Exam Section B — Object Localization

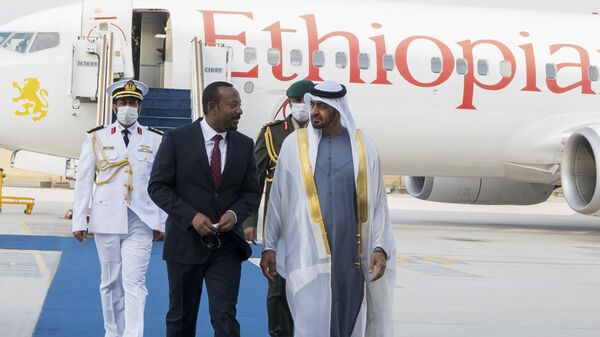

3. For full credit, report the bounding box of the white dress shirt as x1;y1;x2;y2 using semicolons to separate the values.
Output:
200;118;237;223
200;118;227;173
117;121;140;146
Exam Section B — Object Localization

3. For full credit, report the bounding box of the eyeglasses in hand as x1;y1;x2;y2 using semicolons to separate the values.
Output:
201;233;221;250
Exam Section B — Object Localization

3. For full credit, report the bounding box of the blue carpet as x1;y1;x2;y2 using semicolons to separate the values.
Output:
0;235;268;337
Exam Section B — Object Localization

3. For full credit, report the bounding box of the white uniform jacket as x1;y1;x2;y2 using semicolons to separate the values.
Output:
72;121;166;234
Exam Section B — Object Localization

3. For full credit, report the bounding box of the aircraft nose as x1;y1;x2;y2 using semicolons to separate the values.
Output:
0;49;17;105
0;48;24;151
0;48;25;93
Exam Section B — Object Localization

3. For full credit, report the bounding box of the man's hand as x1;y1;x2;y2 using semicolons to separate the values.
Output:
260;250;277;281
244;227;257;244
73;230;87;242
191;212;216;236
368;251;387;282
153;230;165;241
217;211;236;233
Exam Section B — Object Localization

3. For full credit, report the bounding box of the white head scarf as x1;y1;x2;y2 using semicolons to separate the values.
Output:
303;81;360;179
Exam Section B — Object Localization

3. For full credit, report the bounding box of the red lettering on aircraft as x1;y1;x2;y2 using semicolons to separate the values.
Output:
199;10;258;78
396;36;454;88
457;39;516;110
301;14;365;84
547;44;595;94
369;34;392;85
200;11;599;110
519;31;542;92
369;22;392;85
263;22;298;81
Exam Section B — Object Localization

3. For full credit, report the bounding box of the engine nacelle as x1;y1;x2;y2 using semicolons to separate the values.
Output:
405;176;554;205
561;126;600;215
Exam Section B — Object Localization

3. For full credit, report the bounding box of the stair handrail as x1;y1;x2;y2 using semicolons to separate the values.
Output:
103;33;115;125
191;37;203;120
95;33;115;126
191;39;230;121
96;34;108;126
225;46;233;83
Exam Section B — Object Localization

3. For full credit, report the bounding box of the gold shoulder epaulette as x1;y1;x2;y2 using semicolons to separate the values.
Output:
148;127;164;136
87;125;105;134
263;119;284;128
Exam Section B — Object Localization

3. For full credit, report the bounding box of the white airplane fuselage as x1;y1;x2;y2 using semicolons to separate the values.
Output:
1;0;599;185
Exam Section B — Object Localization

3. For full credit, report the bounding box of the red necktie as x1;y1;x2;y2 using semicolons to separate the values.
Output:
210;134;223;187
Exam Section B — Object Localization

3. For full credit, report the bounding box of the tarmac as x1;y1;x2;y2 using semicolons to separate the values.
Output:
1;187;599;337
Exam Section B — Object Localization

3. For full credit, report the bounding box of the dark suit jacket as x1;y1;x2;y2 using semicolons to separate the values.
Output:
148;119;260;264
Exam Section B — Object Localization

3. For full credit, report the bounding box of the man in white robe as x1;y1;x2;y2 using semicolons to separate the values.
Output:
260;81;396;337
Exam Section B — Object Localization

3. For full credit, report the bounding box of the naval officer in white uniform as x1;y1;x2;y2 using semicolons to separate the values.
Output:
72;79;166;337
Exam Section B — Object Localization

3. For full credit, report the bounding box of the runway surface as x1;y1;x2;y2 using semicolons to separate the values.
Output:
1;187;599;337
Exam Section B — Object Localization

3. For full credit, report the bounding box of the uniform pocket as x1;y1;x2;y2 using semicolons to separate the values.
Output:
135;154;155;175
103;149;119;161
89;199;113;226
93;199;112;206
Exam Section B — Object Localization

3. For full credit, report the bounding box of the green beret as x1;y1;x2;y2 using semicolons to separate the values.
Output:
286;80;315;99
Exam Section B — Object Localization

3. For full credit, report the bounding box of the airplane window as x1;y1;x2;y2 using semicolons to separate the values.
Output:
383;54;394;71
358;53;370;70
456;58;467;75
29;32;60;53
0;32;11;45
244;47;257;64
546;63;557;80
335;52;347;69
589;65;599;82
431;57;442;74
500;60;512;78
3;32;34;53
313;50;325;68
477;59;489;76
267;48;280;66
290;49;302;66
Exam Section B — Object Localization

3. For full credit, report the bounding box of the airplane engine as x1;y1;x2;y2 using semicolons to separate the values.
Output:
561;126;600;215
405;176;554;205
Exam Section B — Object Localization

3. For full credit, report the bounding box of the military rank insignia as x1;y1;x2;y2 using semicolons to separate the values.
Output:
138;144;153;153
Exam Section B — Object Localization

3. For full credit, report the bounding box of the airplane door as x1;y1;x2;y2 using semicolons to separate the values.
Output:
191;38;232;118
80;0;134;79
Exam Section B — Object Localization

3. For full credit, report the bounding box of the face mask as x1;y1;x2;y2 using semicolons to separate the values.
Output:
290;103;309;123
116;106;139;126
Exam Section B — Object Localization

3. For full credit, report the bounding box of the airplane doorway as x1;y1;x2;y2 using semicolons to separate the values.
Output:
132;10;170;88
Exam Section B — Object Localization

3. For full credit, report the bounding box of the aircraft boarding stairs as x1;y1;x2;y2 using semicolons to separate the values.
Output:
134;39;231;131
137;88;193;131
84;34;229;131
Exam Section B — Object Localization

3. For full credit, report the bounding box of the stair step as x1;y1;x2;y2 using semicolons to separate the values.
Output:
142;99;191;109
135;88;193;130
138;116;192;128
141;107;191;118
146;88;190;99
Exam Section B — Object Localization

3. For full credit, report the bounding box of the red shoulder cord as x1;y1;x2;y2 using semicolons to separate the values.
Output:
274;98;290;131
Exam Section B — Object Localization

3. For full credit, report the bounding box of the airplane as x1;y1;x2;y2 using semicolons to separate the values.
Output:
1;0;599;217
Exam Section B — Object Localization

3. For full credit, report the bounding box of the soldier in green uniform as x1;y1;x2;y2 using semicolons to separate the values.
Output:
243;80;314;337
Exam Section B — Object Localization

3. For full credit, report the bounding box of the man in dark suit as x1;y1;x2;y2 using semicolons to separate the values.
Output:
148;81;260;337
